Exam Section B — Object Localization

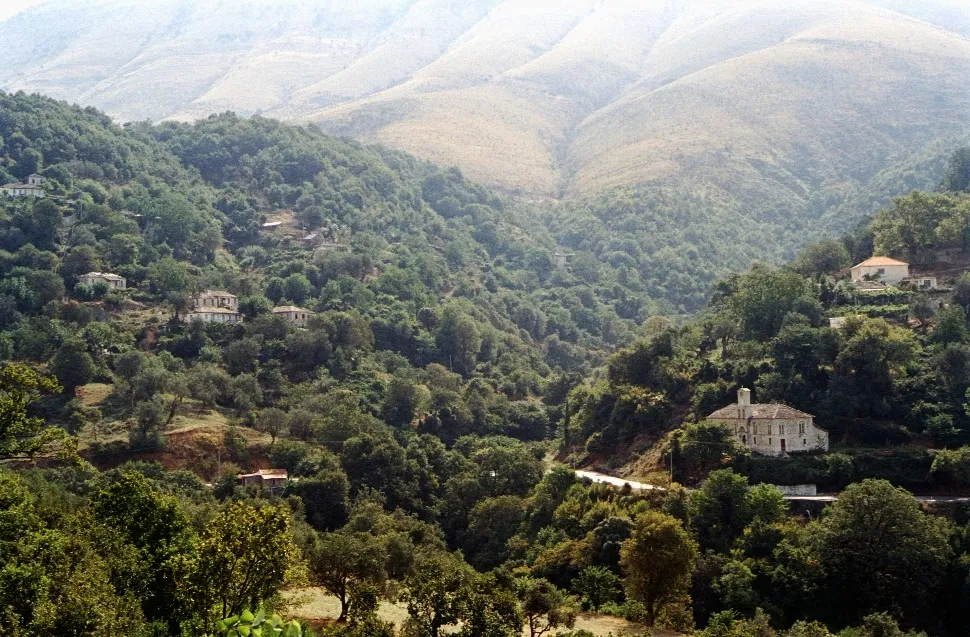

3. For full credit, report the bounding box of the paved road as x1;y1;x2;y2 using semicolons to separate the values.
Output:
573;469;970;504
574;469;666;492
788;494;970;503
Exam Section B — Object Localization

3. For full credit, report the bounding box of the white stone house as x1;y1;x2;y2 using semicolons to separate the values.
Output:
707;388;829;456
272;305;313;327
1;180;45;198
185;307;241;324
193;290;238;311
79;271;126;290
851;256;909;286
26;174;46;187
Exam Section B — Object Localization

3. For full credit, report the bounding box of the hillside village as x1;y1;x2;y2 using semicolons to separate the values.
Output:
2;92;970;637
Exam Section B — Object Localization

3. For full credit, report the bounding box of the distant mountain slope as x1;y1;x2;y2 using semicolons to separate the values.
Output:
3;0;970;227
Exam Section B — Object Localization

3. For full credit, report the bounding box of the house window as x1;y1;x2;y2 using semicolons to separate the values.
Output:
754;437;757;445
803;439;807;445
779;424;785;435
769;438;773;446
877;268;885;275
799;422;806;434
767;424;772;435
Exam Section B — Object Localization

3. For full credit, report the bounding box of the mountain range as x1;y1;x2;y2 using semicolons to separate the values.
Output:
3;0;970;231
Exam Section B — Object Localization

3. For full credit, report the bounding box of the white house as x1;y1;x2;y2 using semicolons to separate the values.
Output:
193;290;238;311
26;174;46;187
79;271;126;290
850;256;909;286
272;305;313;327
185;307;241;324
1;181;45;198
707;388;829;456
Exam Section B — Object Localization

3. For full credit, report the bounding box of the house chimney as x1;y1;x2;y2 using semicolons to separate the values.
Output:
738;388;751;407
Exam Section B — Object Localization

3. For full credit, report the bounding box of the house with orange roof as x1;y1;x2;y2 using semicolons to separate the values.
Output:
850;256;909;286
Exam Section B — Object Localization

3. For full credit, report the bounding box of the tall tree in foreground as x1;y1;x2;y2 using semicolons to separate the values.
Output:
308;531;387;621
812;479;952;631
520;578;576;637
91;472;195;631
621;510;697;626
186;502;295;630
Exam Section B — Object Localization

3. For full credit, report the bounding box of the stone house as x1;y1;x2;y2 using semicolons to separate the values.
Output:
272;305;313;327
79;271;126;290
850;256;909;286
185;307;241;324
193;290;238;311
707;388;829;456
237;468;288;489
1;176;45;198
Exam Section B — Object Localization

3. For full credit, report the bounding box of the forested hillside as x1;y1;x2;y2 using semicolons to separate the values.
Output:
566;149;970;490
3;91;970;637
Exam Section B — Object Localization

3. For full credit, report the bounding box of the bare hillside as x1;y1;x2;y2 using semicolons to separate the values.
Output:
3;0;970;217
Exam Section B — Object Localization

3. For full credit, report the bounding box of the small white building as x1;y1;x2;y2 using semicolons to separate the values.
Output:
707;388;829;456
1;181;45;198
272;305;313;327
185;307;241;324
193;290;238;311
26;174;46;187
905;276;938;291
851;256;909;286
79;271;126;290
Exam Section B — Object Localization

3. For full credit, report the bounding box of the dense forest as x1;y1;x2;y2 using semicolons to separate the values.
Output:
2;91;970;637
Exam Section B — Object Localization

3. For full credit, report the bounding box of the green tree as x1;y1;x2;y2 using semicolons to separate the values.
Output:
0;363;66;460
520;579;576;637
464;495;526;570
150;257;195;295
383;376;424;427
674;421;749;482
50;338;97;393
572;566;621;612
689;470;754;553
29;269;66;310
402;552;474;637
620;510;697;626
309;532;387;621
290;469;351;531
727;265;811;339
91;472;195;630
933;306;969;345
187;502;294;629
940;147;970;193
132;395;168;446
283;273;312;305
436;305;482;376
812;480;952;629
61;244;101;281
791;240;851;277
256;407;288;445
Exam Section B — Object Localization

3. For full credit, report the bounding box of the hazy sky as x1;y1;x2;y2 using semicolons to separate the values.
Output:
0;0;46;21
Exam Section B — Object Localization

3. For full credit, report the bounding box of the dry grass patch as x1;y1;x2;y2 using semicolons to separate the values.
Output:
285;588;675;636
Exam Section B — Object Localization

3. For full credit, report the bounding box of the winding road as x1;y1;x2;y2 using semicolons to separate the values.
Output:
571;469;970;503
